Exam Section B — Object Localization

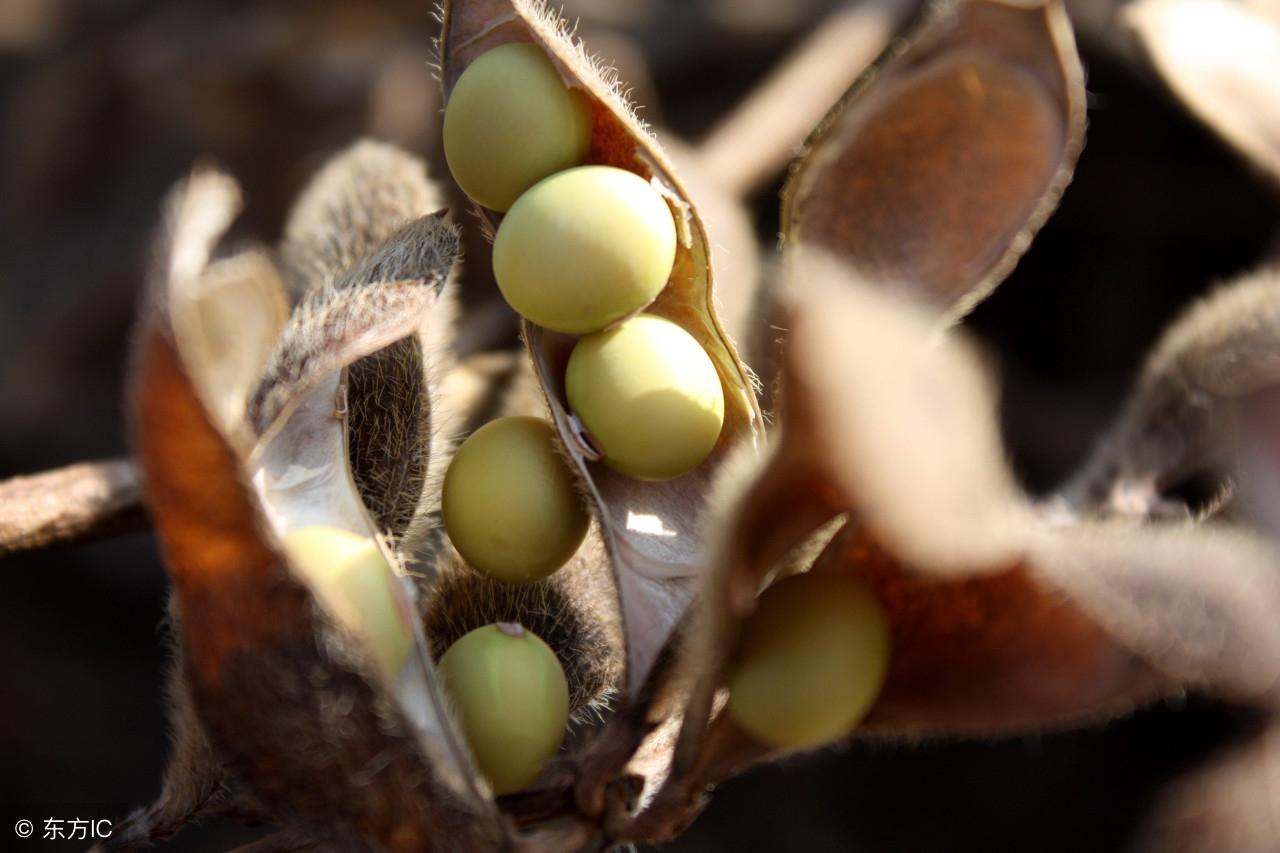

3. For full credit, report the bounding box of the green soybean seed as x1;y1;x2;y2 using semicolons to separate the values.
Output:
443;43;592;212
492;165;677;334
566;314;724;480
727;572;890;750
439;623;570;795
282;526;412;682
443;416;588;584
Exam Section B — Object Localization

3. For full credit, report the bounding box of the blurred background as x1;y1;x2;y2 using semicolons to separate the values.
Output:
2;1;1278;850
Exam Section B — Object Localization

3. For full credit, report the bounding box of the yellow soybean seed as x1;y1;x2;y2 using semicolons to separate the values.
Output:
443;416;588;584
439;623;570;795
443;43;592;212
566;314;724;480
727;572;891;750
492;166;677;334
282;526;412;682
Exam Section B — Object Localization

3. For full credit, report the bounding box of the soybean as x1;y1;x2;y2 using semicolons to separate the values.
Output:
438;623;570;795
443;43;592;212
493;166;677;334
283;526;411;682
727;572;890;749
443;416;588;583
566;314;724;480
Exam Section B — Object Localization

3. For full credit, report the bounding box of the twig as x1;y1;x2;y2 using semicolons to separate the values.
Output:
0;458;148;557
697;0;918;199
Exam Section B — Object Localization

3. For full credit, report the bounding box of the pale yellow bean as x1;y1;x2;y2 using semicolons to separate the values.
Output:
728;573;890;749
443;416;588;583
438;623;570;795
493;166;677;334
566;314;724;480
444;43;592;212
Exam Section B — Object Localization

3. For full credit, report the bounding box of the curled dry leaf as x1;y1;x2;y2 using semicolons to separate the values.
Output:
1127;0;1280;187
438;0;766;810
781;0;1085;321
1062;267;1280;518
129;148;509;849
644;261;1280;835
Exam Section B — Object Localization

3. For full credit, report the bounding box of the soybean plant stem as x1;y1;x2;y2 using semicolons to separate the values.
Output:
0;458;148;558
697;0;918;199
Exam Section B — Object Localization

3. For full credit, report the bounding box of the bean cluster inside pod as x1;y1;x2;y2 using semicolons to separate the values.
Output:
439;0;765;707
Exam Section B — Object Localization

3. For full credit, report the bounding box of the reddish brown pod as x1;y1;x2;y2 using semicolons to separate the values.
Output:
782;0;1085;320
605;1;1280;842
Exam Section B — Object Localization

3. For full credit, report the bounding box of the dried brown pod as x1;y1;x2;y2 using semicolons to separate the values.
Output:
438;0;766;803
626;260;1280;840
1127;0;1280;188
1062;267;1280;518
270;141;460;555
781;0;1085;321
128;152;509;848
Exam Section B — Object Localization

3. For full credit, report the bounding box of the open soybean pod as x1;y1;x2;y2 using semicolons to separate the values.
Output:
781;0;1085;321
627;259;1280;841
1060;268;1280;520
128;146;508;849
439;2;765;716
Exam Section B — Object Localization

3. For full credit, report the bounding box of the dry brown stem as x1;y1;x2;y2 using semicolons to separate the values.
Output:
0;458;147;557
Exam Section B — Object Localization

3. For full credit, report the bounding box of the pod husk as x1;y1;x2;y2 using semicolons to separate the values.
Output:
129;159;506;849
1062;267;1280;517
272;141;461;557
1127;0;1280;188
781;0;1085;321
641;261;1280;834
438;0;766;700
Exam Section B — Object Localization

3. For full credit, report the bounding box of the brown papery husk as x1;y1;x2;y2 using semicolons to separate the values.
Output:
780;0;1085;323
656;261;1280;814
438;0;765;703
130;170;505;850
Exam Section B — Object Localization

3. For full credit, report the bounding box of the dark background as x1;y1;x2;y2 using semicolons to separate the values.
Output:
2;1;1277;850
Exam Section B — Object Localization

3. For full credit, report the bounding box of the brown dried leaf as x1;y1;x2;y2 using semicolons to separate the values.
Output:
439;0;766;700
1127;0;1280;187
781;0;1085;318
